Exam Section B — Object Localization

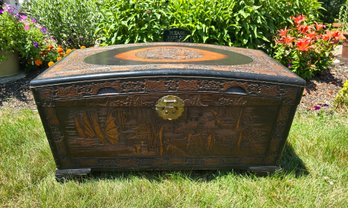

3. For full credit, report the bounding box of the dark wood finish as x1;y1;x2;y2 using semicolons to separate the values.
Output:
30;43;305;179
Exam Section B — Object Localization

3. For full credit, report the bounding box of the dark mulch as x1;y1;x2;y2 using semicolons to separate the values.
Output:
0;69;41;109
1;52;347;111
300;57;348;111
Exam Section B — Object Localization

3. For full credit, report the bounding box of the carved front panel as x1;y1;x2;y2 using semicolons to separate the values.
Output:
51;93;280;168
32;77;302;170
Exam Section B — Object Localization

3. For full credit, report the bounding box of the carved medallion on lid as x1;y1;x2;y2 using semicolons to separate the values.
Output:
115;46;226;62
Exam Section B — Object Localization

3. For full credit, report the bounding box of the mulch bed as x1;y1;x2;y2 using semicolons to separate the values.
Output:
1;53;347;111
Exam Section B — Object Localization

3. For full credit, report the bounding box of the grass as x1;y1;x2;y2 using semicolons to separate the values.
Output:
0;107;347;207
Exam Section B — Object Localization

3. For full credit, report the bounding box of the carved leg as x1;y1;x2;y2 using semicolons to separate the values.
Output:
55;168;91;182
247;166;281;176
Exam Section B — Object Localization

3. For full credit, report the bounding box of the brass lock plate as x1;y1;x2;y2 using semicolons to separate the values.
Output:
155;95;185;120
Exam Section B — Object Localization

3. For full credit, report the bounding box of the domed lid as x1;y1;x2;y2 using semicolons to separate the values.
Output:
30;42;305;86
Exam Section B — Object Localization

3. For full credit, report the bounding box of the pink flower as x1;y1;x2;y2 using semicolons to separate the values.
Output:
24;24;30;30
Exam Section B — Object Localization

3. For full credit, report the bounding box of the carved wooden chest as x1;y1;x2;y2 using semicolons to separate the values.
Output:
30;43;305;179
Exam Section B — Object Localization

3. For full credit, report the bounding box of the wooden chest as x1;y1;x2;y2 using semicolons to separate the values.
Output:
30;43;305;179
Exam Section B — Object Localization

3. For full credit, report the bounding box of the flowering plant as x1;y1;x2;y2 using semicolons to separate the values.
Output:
0;4;57;68
273;15;345;80
0;5;26;62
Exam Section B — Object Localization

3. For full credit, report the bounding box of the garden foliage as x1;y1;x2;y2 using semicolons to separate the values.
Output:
97;0;323;50
335;81;348;109
0;4;57;68
22;0;101;48
0;9;26;62
273;15;345;80
23;0;322;51
319;0;346;23
339;2;348;31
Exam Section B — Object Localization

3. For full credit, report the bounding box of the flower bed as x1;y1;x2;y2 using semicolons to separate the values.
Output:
273;15;345;80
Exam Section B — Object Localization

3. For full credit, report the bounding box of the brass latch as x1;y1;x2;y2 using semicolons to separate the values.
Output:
155;95;185;120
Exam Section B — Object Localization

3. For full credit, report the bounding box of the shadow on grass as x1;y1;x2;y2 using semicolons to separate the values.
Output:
279;143;308;177
58;143;308;183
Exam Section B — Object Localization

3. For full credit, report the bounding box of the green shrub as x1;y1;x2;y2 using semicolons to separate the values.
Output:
22;0;101;48
335;81;348;109
22;0;323;51
273;15;345;80
318;0;346;23
338;2;348;31
96;0;323;51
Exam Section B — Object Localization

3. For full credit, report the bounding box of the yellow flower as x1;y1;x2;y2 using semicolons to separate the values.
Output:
66;49;72;55
80;45;86;49
34;59;43;66
56;57;62;61
48;61;55;67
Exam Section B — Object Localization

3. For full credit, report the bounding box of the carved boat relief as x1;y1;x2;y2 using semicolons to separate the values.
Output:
74;111;119;144
60;97;280;159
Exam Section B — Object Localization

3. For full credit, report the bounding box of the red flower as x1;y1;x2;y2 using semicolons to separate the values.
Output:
315;23;325;31
283;36;294;45
297;25;309;34
279;28;288;37
297;38;311;51
291;15;306;25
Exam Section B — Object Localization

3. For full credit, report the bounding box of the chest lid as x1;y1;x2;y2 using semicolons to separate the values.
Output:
30;42;305;86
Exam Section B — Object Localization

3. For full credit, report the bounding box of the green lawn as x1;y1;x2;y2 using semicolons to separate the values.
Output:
0;107;347;207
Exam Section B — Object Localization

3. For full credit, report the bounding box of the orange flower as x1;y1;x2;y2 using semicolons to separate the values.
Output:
57;57;62;61
315;23;325;31
306;32;317;40
332;31;346;41
80;45;86;49
297;25;309;34
48;61;55;67
283;36;294;45
57;47;64;53
47;45;54;51
279;29;288;37
34;59;42;66
291;15;306;25
297;38;311;51
322;31;332;41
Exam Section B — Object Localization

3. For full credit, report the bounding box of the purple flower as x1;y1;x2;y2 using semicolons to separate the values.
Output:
31;17;37;23
41;27;48;34
24;24;30;30
4;4;15;14
288;64;292;68
19;14;27;21
313;105;321;111
0;9;3;15
33;41;39;48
